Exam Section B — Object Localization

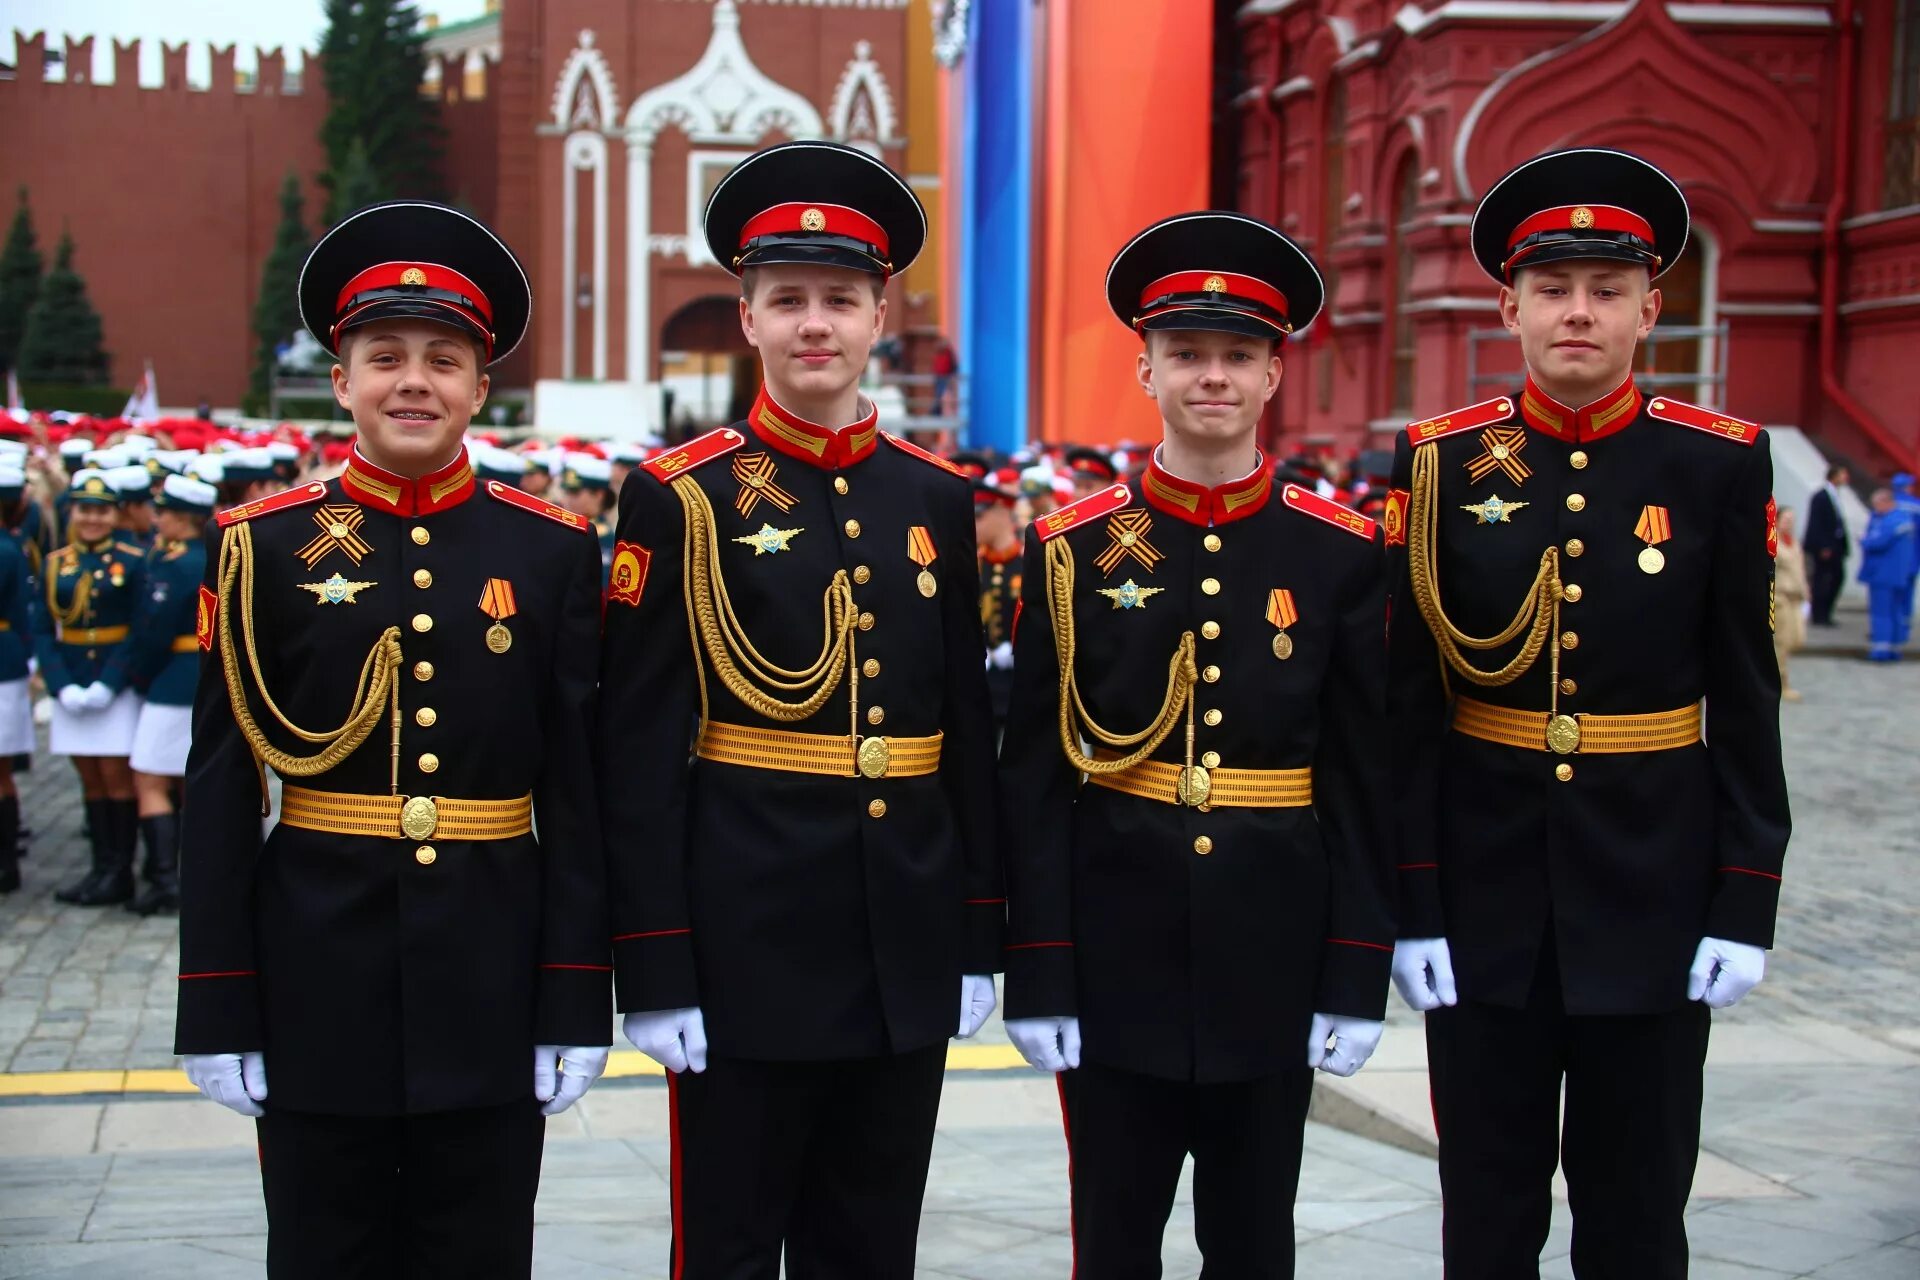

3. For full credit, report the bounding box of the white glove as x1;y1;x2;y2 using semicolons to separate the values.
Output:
533;1044;610;1116
182;1051;269;1117
1307;1013;1385;1077
957;974;997;1038
81;681;115;710
623;1006;708;1074
1005;1016;1081;1073
1391;937;1459;1012
1687;937;1767;1009
57;684;88;714
987;641;1015;671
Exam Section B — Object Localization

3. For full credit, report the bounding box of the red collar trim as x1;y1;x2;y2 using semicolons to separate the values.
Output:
1517;374;1641;444
340;446;476;516
748;388;880;470
1139;449;1272;527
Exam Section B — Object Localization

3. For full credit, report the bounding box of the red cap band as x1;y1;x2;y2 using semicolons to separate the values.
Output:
335;261;493;323
1138;270;1290;321
739;202;890;257
1503;204;1657;276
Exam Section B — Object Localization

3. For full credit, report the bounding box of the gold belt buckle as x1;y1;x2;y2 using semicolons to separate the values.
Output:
1546;714;1581;755
1177;765;1212;808
400;795;440;840
857;737;892;780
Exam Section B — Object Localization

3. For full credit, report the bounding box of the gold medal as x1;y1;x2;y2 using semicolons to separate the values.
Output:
1638;545;1666;575
1272;631;1294;660
485;622;512;654
917;569;938;598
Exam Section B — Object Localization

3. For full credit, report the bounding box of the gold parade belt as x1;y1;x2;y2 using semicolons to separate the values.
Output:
695;721;943;780
1085;749;1313;809
58;625;129;645
1451;696;1702;756
279;787;534;842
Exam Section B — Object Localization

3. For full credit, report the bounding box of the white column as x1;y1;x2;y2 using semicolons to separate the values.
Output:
626;140;652;395
561;139;579;379
593;141;610;381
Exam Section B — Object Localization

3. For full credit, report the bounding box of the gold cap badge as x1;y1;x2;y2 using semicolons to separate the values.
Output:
800;207;827;232
400;267;428;285
1570;206;1595;230
1202;275;1227;293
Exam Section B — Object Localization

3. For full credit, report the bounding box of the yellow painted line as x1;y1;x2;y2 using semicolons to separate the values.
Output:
0;1044;1037;1099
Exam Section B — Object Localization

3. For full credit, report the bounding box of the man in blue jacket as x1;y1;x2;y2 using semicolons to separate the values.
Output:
1860;486;1917;661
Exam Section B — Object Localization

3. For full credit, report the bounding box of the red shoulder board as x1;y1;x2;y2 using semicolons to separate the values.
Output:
216;481;328;527
1405;395;1516;445
1034;484;1132;542
1282;483;1376;540
1647;396;1760;446
641;426;747;482
881;432;968;479
485;480;592;532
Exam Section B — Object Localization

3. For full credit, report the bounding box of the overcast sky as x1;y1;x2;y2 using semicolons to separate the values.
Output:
5;0;491;83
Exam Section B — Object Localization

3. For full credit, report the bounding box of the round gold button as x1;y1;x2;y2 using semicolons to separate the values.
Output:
867;706;886;726
858;612;875;631
867;799;887;819
1203;708;1223;727
1201;751;1221;769
1565;538;1585;558
1555;764;1574;782
411;613;433;633
1560;678;1578;695
414;661;434;682
835;478;849;495
853;565;872;585
1560;631;1580;650
1193;836;1214;856
415;707;437;728
862;659;881;678
415;845;437;865
328;521;351;539
1203;534;1222;553
844;519;862;539
1570;450;1589;470
1566;493;1586;513
418;752;440;774
413;569;433;589
1201;578;1221;596
1201;621;1221;640
411;527;430;546
1563;583;1583;603
1118;532;1138;547
1202;664;1221;683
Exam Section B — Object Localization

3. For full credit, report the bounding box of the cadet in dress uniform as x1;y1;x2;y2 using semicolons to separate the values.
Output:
600;141;1002;1280
975;477;1022;731
174;201;612;1279
1384;149;1791;1277
999;213;1394;1277
122;474;218;916
38;468;147;906
0;465;32;894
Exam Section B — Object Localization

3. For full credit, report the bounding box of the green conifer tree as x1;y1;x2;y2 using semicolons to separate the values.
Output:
0;188;44;375
319;0;444;222
15;232;109;386
250;173;312;410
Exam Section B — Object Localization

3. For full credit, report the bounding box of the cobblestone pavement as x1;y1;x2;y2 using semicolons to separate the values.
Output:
1;649;1917;1276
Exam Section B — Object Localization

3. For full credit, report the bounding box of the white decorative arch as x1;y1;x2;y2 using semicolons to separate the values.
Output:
829;40;898;157
622;0;825;388
550;30;620;129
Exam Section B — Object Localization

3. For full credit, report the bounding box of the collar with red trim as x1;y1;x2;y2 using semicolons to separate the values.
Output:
340;446;477;516
1517;374;1642;444
1138;448;1272;527
747;388;880;470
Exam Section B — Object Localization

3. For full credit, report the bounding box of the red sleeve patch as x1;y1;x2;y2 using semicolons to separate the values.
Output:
1383;488;1410;548
1765;495;1778;559
196;586;217;651
608;541;652;607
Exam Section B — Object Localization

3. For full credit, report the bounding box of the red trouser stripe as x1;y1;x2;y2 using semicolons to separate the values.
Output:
668;1071;685;1280
1056;1073;1078;1280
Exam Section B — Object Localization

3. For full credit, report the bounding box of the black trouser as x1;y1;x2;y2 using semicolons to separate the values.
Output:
1427;949;1711;1280
256;1099;546;1279
1809;551;1845;623
669;1043;947;1279
1057;1059;1314;1279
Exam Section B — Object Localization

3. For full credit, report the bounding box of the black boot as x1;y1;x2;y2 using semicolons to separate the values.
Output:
56;798;134;906
126;812;180;916
0;796;17;893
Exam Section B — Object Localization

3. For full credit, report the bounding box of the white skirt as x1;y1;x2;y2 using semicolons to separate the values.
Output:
0;677;31;756
131;701;193;776
49;689;143;757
